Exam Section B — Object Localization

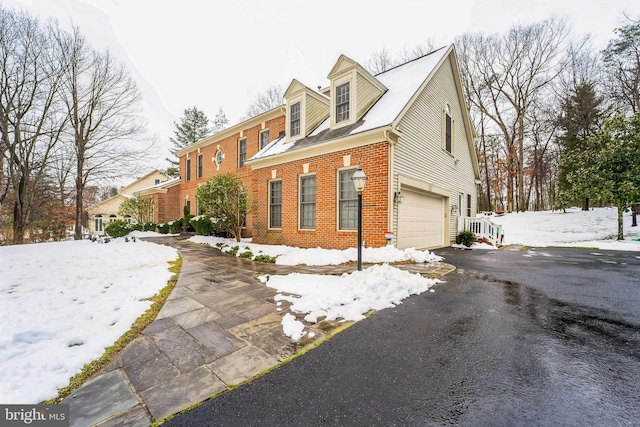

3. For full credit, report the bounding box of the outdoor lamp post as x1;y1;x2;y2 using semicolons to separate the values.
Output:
351;168;368;271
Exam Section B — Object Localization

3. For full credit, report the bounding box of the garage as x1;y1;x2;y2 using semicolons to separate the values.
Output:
397;188;445;249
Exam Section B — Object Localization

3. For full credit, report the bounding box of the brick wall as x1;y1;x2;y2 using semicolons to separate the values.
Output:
178;115;285;236
251;142;390;249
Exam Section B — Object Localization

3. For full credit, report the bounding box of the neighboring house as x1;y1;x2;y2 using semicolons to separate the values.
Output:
162;45;480;250
87;170;170;235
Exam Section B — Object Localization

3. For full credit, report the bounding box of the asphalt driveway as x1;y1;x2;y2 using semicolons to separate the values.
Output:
164;246;640;427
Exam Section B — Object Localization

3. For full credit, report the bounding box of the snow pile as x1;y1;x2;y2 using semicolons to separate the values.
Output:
189;235;442;265
262;264;440;342
0;239;178;403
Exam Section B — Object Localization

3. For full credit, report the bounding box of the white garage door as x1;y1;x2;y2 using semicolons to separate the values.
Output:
397;188;445;249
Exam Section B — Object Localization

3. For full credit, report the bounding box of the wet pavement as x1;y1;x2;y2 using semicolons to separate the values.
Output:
163;246;640;426
62;236;452;426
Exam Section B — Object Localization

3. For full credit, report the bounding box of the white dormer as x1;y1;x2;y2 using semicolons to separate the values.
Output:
327;55;387;130
284;79;329;143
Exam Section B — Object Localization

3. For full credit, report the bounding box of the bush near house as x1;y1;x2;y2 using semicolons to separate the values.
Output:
190;215;216;235
157;223;170;234
105;220;131;238
457;230;476;247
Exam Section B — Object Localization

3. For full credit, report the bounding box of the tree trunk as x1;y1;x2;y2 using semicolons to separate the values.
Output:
74;152;84;240
583;198;590;211
617;205;624;240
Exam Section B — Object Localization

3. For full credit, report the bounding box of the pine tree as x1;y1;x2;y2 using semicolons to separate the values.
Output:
166;107;212;175
556;82;604;210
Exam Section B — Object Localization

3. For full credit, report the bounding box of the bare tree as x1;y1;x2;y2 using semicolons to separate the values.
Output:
602;15;640;114
243;83;284;119
457;18;570;212
398;38;436;62
0;9;67;244
365;47;395;74
57;27;147;240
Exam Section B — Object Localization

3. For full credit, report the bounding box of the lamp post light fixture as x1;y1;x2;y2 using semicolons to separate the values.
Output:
351;168;368;271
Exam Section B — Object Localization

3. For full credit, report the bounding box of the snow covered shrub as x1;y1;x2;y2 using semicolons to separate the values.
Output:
157;223;170;234
190;215;214;235
105;220;131;238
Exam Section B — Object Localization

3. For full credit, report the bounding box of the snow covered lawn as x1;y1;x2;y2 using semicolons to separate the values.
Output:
491;207;640;251
0;237;178;404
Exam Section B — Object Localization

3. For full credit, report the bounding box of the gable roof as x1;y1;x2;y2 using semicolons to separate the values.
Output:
249;45;457;163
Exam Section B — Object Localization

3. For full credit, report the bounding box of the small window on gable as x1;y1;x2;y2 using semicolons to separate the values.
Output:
260;129;270;150
238;138;247;168
290;102;301;136
444;110;453;154
336;82;350;123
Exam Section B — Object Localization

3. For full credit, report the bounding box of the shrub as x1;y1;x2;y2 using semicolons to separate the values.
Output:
130;223;143;231
457;230;476;247
254;254;277;263
227;245;240;256
190;215;214;235
143;222;157;232
105;220;131;238
157;223;170;234
239;250;253;259
168;219;182;234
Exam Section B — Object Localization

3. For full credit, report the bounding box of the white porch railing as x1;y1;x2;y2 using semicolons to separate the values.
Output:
458;216;504;247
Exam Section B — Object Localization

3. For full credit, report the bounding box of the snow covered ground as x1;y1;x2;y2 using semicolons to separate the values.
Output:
491;207;640;251
2;207;638;403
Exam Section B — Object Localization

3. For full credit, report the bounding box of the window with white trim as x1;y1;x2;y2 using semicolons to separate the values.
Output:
338;169;358;230
269;180;282;229
94;216;103;232
444;111;453;154
186;158;191;181
300;175;316;229
336;82;350;123
197;153;203;178
290;102;301;136
238;138;247;168
467;194;472;217
259;129;270;150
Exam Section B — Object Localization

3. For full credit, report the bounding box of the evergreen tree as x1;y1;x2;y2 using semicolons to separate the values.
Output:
166;107;212;175
556;82;604;210
557;113;640;239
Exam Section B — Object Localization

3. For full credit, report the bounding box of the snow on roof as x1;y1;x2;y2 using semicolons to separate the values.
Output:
250;46;450;162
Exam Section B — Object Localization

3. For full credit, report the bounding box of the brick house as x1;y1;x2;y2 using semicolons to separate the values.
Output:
87;169;171;235
150;45;479;250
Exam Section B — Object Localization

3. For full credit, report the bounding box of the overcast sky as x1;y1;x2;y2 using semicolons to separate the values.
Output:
2;0;639;170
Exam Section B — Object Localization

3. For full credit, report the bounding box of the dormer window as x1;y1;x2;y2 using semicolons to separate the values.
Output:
336;82;350;122
290;102;301;136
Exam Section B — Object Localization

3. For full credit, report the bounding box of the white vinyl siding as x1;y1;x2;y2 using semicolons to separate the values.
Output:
356;73;385;118
392;55;477;243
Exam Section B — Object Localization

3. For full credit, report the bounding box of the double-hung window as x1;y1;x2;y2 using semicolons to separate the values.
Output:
269;181;282;228
338;169;358;229
185;158;191;181
467;194;472;217
300;175;316;229
336;82;350;123
94;216;103;232
290;102;301;136
197;154;203;178
260;129;270;150
238;138;247;168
